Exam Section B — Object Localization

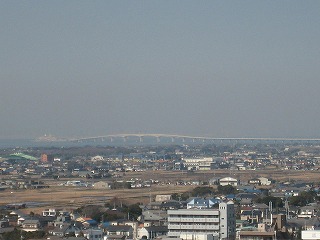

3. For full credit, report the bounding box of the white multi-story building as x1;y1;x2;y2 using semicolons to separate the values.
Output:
167;202;236;240
183;158;213;170
42;208;58;217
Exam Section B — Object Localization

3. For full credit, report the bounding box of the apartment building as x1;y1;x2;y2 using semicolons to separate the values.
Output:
183;157;213;170
167;202;236;240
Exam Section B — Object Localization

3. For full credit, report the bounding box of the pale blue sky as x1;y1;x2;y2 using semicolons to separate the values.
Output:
1;1;320;139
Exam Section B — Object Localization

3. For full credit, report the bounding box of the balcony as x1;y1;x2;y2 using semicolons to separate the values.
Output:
168;224;220;231
168;217;220;223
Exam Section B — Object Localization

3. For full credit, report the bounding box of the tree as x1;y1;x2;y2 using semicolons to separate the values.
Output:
2;228;20;240
171;192;190;201
217;185;237;195
76;205;103;221
2;228;46;240
256;196;283;208
123;203;142;219
289;191;317;207
102;211;124;221
191;187;215;197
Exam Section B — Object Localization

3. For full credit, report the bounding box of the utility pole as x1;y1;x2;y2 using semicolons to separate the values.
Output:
269;201;273;226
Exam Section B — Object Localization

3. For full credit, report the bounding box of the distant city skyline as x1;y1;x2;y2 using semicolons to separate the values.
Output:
1;1;320;139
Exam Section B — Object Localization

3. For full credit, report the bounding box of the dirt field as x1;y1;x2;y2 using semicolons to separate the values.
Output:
1;169;320;213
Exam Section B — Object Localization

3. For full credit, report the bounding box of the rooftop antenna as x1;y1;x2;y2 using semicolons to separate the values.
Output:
285;198;290;220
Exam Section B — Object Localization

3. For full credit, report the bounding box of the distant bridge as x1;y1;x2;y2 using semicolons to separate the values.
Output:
68;134;320;144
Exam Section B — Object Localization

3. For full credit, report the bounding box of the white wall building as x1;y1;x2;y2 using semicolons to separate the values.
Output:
258;177;271;186
167;202;236;240
183;158;213;170
42;208;57;217
302;230;320;239
219;177;238;186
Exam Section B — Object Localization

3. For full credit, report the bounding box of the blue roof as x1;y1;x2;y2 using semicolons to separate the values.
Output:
101;222;110;228
85;219;98;225
225;194;236;199
245;189;262;194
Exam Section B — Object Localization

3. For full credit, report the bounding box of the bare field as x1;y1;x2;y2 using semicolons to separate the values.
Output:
0;184;193;213
1;169;320;213
122;168;320;183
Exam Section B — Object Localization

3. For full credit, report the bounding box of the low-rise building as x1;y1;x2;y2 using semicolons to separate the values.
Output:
187;198;221;209
43;208;58;217
219;177;238;186
21;219;40;232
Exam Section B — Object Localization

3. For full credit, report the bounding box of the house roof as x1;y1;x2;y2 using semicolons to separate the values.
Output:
83;219;98;225
106;225;132;232
161;201;181;209
241;210;262;216
220;177;238;182
300;205;317;210
236;193;259;199
101;221;110;228
252;203;269;209
10;209;28;218
50;225;69;233
23;219;40;224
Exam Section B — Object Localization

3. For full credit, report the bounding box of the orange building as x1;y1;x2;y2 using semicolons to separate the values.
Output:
40;154;54;163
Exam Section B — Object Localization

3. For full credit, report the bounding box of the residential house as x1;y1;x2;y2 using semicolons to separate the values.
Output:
186;198;221;209
104;225;133;238
258;177;272;186
298;206;318;218
219;177;238;186
137;225;168;240
288;217;320;231
160;200;183;210
248;178;261;185
48;223;81;237
155;195;171;202
42;208;59;217
52;214;72;226
240;209;263;223
0;220;9;228
21;219;41;232
83;229;104;240
10;209;29;225
138;210;167;226
236;193;260;203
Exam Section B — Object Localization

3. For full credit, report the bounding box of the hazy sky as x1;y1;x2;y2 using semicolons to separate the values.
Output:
1;1;320;139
